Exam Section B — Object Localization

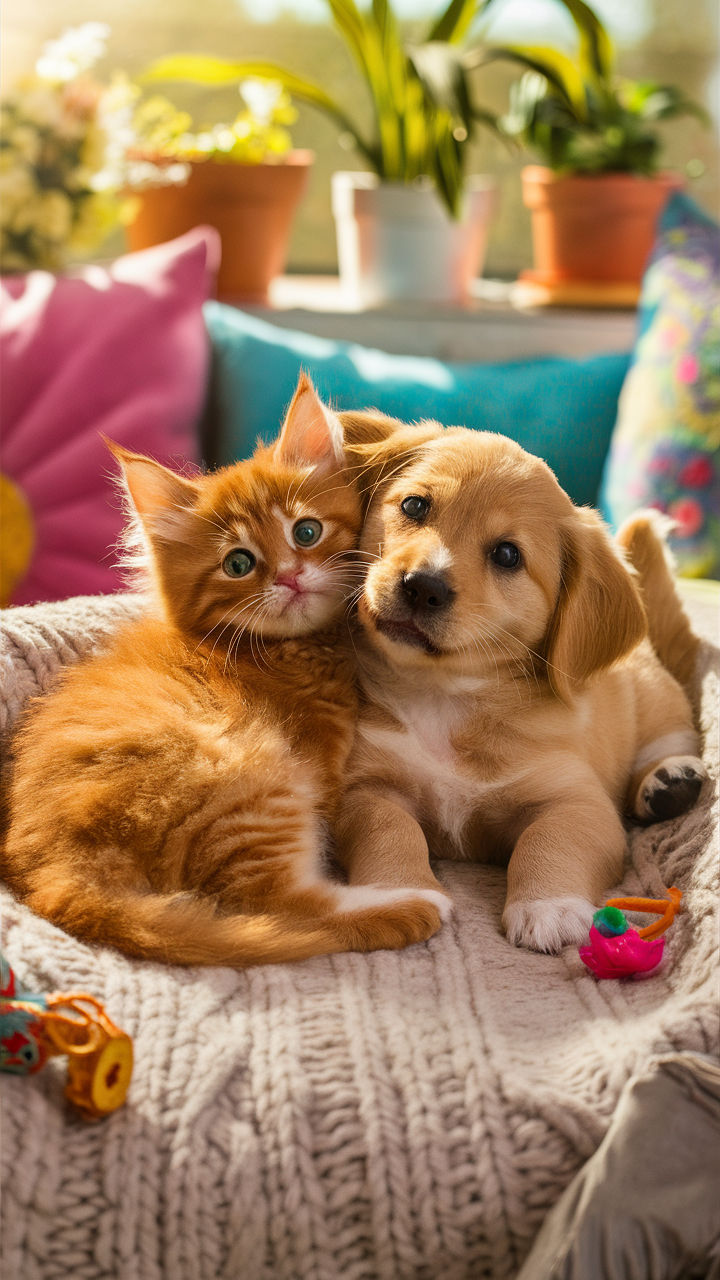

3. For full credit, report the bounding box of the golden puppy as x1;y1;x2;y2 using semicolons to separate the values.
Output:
335;414;706;952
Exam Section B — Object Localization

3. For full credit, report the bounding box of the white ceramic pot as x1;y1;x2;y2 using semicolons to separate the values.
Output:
332;171;496;307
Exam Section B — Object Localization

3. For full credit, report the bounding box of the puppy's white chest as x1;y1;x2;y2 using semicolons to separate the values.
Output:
359;695;479;842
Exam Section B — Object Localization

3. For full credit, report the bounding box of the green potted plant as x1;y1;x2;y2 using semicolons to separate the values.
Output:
121;79;312;303
143;0;503;306
490;0;707;299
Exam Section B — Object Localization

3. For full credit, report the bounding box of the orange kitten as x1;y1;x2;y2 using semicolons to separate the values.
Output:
2;376;445;965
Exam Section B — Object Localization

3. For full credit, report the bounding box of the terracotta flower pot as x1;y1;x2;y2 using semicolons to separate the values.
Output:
521;166;684;287
332;172;496;306
125;151;313;302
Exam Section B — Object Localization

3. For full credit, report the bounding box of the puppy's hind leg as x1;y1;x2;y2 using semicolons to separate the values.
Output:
631;740;708;823
627;674;707;822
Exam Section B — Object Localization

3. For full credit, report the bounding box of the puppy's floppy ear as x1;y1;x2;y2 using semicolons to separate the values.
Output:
543;507;647;703
339;411;443;511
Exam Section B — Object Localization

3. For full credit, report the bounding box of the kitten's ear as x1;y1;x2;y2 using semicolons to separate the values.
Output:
273;373;345;472
107;440;199;532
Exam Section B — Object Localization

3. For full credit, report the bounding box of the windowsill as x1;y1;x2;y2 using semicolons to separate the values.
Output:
242;275;638;362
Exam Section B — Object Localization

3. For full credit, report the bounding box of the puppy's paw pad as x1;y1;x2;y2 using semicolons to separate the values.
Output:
503;896;595;953
637;755;707;821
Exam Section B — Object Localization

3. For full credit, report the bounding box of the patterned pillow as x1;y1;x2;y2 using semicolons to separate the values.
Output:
600;194;720;577
0;228;219;607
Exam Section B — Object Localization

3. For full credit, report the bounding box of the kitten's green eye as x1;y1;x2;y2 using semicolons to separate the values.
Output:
223;549;255;578
293;519;322;547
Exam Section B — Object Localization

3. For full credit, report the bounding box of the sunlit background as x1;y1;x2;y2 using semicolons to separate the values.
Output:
2;0;717;276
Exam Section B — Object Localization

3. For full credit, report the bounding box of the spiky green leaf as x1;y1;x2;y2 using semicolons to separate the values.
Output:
407;42;475;133
553;0;615;82
428;0;492;46
623;80;710;126
479;44;589;117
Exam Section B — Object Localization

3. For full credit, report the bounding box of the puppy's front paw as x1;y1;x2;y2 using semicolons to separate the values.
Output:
635;755;707;822
503;895;595;953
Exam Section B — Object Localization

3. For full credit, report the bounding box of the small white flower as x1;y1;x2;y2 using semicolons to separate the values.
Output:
36;23;110;84
240;78;283;126
122;158;189;190
211;126;236;153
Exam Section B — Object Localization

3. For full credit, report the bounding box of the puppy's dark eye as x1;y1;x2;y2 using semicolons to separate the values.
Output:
401;495;430;521
490;542;522;570
223;549;256;578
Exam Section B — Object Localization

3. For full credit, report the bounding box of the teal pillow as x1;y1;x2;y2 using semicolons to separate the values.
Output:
204;302;630;508
600;194;720;578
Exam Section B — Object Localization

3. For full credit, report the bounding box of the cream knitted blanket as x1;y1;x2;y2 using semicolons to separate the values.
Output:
1;592;718;1280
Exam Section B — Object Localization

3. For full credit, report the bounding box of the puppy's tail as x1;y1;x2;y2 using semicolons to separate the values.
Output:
616;511;700;696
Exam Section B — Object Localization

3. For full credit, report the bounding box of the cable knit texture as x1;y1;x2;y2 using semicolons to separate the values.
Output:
1;592;718;1280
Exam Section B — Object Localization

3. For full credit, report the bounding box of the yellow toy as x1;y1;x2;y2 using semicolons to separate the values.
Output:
0;955;133;1120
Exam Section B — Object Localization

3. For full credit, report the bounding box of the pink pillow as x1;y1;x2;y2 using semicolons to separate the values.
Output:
0;227;220;607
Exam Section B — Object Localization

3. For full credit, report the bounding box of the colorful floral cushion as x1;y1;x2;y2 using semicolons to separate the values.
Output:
600;194;720;577
0;227;219;607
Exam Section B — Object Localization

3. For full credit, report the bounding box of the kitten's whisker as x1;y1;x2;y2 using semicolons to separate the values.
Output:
204;594;268;664
347;451;415;506
194;595;263;658
189;508;228;536
362;454;419;511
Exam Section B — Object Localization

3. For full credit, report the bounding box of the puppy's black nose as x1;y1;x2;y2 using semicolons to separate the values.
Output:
401;571;453;612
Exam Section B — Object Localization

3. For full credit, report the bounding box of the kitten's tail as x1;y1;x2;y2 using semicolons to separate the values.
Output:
21;873;442;967
616;510;700;696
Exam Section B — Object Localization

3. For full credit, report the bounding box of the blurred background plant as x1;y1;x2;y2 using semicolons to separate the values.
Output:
0;23;187;272
129;77;298;164
1;2;716;278
1;23;113;270
493;0;708;174
142;0;504;218
0;23;298;273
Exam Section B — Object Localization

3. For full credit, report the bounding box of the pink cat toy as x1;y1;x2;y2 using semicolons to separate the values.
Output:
579;887;682;980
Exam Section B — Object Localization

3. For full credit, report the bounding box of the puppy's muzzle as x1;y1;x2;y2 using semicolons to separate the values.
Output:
401;571;454;615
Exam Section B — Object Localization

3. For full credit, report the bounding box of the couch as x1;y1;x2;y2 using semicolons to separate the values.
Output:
0;581;718;1279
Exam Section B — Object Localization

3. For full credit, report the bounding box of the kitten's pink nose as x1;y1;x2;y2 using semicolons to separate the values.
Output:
275;570;302;592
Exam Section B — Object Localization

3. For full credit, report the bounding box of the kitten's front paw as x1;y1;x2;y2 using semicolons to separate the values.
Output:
503;895;595;953
635;755;707;822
